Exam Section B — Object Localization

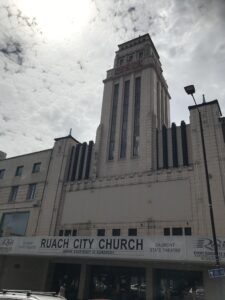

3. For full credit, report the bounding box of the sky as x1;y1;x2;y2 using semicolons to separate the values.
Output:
0;0;225;158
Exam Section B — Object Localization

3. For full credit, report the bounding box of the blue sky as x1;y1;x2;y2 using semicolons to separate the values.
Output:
0;0;225;157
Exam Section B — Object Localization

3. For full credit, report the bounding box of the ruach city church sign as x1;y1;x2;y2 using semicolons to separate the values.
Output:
0;236;225;263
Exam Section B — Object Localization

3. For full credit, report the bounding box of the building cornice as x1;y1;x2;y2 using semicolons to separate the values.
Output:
0;148;52;161
54;134;80;143
103;61;171;99
188;99;222;116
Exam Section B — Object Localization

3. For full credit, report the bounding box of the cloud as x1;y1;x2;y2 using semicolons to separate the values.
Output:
0;0;225;157
128;7;136;13
2;115;10;122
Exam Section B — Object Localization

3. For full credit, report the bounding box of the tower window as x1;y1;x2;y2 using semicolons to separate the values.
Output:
108;84;119;160
133;77;141;157
120;80;130;158
97;229;105;236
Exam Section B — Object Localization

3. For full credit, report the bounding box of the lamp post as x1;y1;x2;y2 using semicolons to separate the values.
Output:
184;85;220;267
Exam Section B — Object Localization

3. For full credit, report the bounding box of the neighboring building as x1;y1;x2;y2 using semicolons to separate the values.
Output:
0;34;225;300
0;135;79;237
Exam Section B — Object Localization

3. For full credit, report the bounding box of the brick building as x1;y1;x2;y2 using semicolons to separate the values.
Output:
0;34;225;300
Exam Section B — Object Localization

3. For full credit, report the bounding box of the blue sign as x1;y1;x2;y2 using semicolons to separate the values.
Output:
208;268;225;279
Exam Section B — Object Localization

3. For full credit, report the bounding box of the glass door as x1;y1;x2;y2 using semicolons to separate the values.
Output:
154;269;204;300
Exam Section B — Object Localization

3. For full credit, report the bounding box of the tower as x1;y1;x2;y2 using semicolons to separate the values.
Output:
95;34;170;177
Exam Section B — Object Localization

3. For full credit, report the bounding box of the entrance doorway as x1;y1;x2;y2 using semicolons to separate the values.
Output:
51;263;81;300
154;269;204;300
89;265;146;300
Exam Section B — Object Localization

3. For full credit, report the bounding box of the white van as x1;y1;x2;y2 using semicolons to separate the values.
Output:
0;290;66;300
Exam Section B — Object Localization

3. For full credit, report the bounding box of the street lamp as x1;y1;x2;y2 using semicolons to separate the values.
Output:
184;85;220;267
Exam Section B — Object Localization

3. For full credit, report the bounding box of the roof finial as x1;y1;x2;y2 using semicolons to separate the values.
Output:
202;94;206;103
69;128;72;135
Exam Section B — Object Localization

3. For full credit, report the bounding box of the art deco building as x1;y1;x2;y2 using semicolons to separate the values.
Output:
0;34;225;300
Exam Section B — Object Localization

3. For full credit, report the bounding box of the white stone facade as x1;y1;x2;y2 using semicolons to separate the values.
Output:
0;34;225;300
0;135;78;237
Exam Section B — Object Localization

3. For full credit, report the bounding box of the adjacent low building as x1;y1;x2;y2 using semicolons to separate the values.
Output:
0;34;225;300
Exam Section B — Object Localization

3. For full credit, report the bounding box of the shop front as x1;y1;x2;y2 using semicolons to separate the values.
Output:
0;236;224;300
48;260;205;300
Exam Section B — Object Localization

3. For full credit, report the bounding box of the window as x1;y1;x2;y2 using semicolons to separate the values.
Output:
108;84;119;160
0;212;29;236
97;229;105;236
127;55;133;62
128;228;137;236
72;229;77;236
120;80;130;158
27;183;36;200
65;230;72;236
172;227;183;236
184;227;192;236
133;77;141;157
9;186;18;202
119;58;124;65
164;228;170;236
59;229;77;236
138;51;143;59
0;169;5;179
32;162;41;173
15;166;23;176
112;229;121;236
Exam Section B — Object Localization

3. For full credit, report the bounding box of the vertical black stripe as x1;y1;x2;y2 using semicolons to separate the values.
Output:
108;84;119;160
162;125;168;169
120;80;130;158
133;77;141;157
78;142;87;180
171;123;178;168
161;89;164;125
221;121;225;142
85;141;93;179
71;144;81;181
156;129;159;170
66;146;75;181
157;82;160;128
181;121;189;166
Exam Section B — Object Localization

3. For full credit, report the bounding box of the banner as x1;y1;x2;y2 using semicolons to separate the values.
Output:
0;236;225;263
